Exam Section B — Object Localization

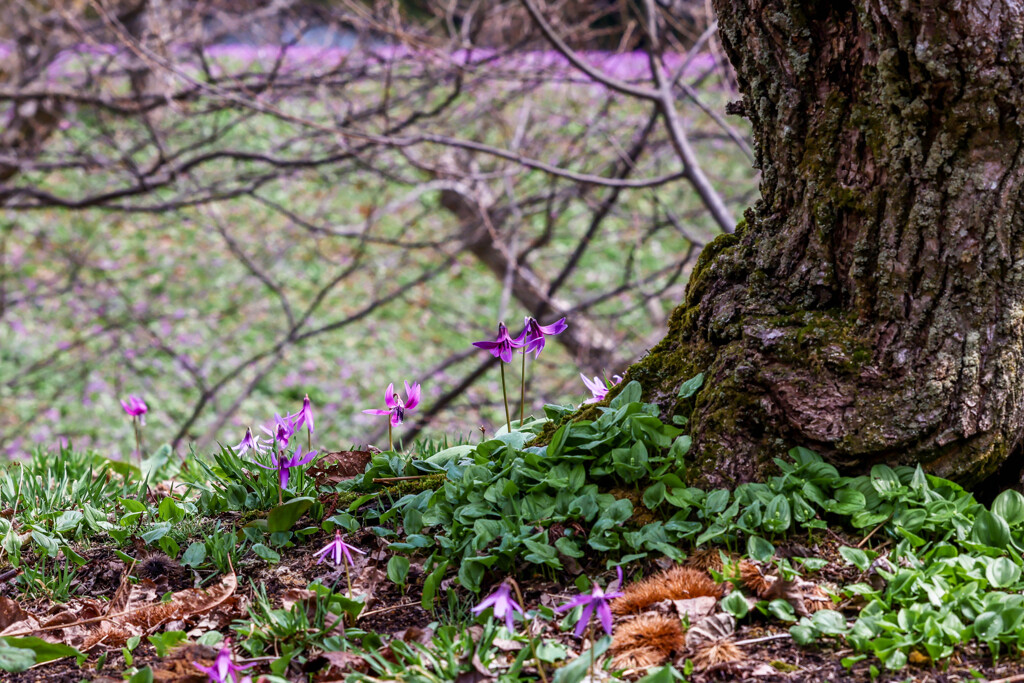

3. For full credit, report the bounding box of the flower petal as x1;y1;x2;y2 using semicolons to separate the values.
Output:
575;603;595;638
597;603;614;636
384;383;397;409
537;318;567;335
404;381;421;410
363;409;390;415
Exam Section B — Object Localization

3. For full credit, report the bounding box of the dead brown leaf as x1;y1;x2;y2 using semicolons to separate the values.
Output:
0;570;237;651
763;577;831;618
320;650;370;675
672;596;717;622
309;451;372;485
0;596;31;631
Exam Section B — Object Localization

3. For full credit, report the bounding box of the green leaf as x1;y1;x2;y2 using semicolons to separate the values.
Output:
158;536;179;559
147;631;187;657
746;535;774;563
975;611;1004;641
128;666;154;683
421;560;449;611
839;547;870;572
0;643;35;672
31;531;59;558
810;610;847;635
141;444;178;482
2;637;85;667
387;555;410;586
158;497;186;524
60;545;88;567
972;509;1012;549
986;557;1021;588
642;482;666;509
610;381;642;407
636;665;683;683
993;490;1024;526
677;373;705;399
763;494;792;533
768;599;797;622
790;624;817;646
54;510;83;533
552;635;611;683
251;544;281;564
827;488;866;516
141;524;171;544
267;497;315;533
720;590;749;619
119;498;147;514
181;542;207;568
704;489;730;515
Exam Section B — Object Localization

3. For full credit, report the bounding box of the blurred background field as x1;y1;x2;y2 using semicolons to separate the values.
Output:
0;1;756;460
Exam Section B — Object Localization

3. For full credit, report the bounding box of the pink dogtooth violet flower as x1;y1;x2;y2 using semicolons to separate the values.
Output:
290;394;315;435
472;322;522;363
233;427;266;457
471;581;526;634
557;566;624;637
193;638;250;683
252;445;317;490
315;530;366;567
120;395;148;425
513;316;567;358
581;373;623;404
261;412;294;448
362;381;421;426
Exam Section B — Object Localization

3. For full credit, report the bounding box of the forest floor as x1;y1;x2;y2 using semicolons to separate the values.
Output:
3;384;1024;682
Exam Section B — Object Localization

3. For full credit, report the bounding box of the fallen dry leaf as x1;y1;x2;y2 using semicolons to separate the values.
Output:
672;596;717;622
685;613;735;649
0;570;237;651
309;451;372;485
763;577;831;618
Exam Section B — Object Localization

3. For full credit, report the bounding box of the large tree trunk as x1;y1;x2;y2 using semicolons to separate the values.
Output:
630;1;1024;488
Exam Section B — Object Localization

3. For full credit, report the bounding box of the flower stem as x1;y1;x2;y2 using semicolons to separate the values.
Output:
388;421;393;452
500;362;511;433
510;579;549;683
307;427;311;453
343;562;353;627
520;351;526;427
132;417;143;465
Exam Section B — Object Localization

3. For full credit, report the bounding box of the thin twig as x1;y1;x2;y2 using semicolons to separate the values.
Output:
857;515;893;548
733;633;792;646
358;601;419;619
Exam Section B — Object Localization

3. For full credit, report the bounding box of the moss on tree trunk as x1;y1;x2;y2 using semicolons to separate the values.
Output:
622;1;1024;489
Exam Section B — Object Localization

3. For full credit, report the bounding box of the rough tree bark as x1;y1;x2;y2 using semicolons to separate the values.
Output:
628;1;1024;488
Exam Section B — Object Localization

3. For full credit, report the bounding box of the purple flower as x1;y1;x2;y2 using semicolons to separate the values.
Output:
120;395;148;424
471;581;525;634
362;381;421;426
472;322;522;363
315;530;366;567
513;316;567;358
193;639;250;683
252;445;318;489
581;374;624;405
289;394;315;435
233;427;266;457
261;413;294;448
557;567;624;637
